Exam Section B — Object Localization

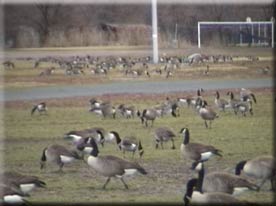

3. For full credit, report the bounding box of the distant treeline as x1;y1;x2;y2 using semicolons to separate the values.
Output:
3;3;274;48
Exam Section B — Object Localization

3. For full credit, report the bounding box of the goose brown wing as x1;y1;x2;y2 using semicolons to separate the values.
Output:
49;144;80;159
188;143;221;154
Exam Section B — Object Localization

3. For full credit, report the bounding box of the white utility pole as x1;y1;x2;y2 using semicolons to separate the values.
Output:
152;0;158;63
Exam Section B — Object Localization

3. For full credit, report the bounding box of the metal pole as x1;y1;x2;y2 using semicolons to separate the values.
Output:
264;24;267;46
272;22;274;48
151;0;158;64
239;25;242;45
251;23;254;45
198;22;201;48
258;23;261;45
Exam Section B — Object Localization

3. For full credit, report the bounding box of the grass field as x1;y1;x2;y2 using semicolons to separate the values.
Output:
2;88;274;204
1;46;274;204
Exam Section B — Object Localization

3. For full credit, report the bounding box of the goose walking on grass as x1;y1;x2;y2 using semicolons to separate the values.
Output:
85;133;147;189
180;128;222;164
198;100;219;129
138;108;158;127
112;131;144;158
235;155;276;191
40;144;82;172
154;127;176;149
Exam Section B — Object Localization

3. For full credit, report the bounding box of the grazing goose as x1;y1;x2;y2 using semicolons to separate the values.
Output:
64;128;105;147
31;102;47;115
117;104;136;119
235;155;276;191
138;108;158;127
234;100;253;116
193;162;259;195
178;88;204;108
154;127;176;149
2;171;46;195
184;178;242;206
40;144;82;172
180;128;222;163
86;136;147;189
198;100;219;128
0;183;29;204
214;91;230;112
111;131;144;158
240;88;257;103
90;104;116;119
89;98;110;109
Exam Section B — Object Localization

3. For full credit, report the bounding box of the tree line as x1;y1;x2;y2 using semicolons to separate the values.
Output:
3;3;275;48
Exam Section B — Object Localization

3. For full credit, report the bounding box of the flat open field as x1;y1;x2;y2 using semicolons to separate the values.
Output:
0;46;275;204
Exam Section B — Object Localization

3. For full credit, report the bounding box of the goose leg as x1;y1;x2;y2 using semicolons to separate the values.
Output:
120;177;129;189
204;120;208;128
171;139;175;150
103;177;111;189
155;140;159;149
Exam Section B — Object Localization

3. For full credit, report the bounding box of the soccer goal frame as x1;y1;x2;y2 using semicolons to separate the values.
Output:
198;21;274;48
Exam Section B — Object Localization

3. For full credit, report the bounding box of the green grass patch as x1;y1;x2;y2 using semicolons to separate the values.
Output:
2;92;274;203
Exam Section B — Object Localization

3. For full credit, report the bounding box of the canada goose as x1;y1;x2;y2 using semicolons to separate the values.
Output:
2;171;46;195
90;104;116;119
64;128;105;147
86;136;147;189
184;178;242;206
227;91;241;113
180;128;222;163
89;98;109;109
154;127;176;149
234;101;253;116
240;88;257;103
193;162;259;195
138;108;158;127
112;131;144;158
178;89;204;108
0;183;29;204
40;144;82;172
198;100;219;129
117;104;136;119
235;155;276;191
214;91;230;112
31;102;47;115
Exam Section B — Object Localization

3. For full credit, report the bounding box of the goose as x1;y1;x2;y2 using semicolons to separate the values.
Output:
138;108;158;127
85;135;147;189
234;100;253;116
192;162;259;195
89;98;110;109
117;104;136;119
2;171;46;195
0;183;29;204
40;144;82;172
184;178;242;206
178;88;204;108
112;131;144;158
214;91;230;112
154;127;176;149
64;128;105;147
240;88;257;103
90;104;116;119
198;100;219;128
235;155;276;191
31;102;47;115
180;128;222;163
227;91;241;113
